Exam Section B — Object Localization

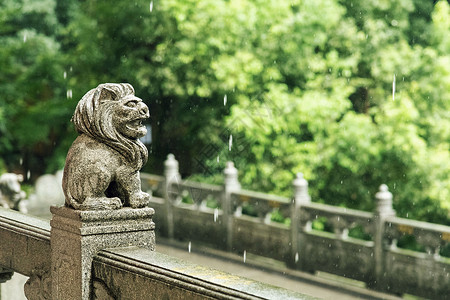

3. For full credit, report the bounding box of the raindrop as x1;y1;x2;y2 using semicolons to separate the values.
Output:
149;1;153;12
66;89;73;99
243;250;247;263
392;74;396;101
340;180;343;184
224;94;227;106
228;135;233;151
23;34;27;43
63;71;67;79
188;241;191;253
295;252;299;263
216;155;220;163
19;158;23;165
26;170;31;180
214;208;218;222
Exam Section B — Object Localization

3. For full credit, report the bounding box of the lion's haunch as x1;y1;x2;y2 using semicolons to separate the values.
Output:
62;83;150;210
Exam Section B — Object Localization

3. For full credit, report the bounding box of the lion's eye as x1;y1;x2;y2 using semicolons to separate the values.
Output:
125;100;138;108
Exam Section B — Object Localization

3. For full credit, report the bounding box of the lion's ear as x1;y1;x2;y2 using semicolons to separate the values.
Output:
99;87;117;101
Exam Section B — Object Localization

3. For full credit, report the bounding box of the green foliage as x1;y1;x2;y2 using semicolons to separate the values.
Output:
180;190;194;205
195;0;450;225
205;195;220;209
270;208;291;226
1;0;448;225
348;225;372;241
397;235;426;253
0;0;73;178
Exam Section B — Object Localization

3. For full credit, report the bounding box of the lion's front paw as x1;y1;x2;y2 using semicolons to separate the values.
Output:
129;192;150;208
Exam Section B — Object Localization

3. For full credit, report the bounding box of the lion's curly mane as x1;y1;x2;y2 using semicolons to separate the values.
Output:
71;83;148;167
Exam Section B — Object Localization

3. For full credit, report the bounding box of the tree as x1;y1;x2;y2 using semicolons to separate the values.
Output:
0;0;71;179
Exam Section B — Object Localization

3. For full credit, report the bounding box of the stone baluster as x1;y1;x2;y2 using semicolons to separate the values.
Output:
164;154;181;239
290;173;311;269
222;162;241;251
372;184;396;290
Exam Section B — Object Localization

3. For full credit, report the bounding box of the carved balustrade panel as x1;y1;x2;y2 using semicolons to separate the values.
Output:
169;180;222;211
384;217;450;257
299;203;374;241
230;189;291;225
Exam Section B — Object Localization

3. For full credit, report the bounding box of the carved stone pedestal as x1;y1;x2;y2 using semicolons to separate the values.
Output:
50;206;155;300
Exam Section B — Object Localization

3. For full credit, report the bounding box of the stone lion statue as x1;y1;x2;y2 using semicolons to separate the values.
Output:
0;173;26;211
62;83;151;210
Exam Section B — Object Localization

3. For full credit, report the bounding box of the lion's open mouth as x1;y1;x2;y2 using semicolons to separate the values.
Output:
127;118;145;128
131;119;143;127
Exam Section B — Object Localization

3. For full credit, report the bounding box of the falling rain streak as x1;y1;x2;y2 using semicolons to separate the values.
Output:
392;74;396;101
224;94;227;106
214;208;218;222
188;241;191;253
149;1;153;12
228;135;233;151
243;250;247;263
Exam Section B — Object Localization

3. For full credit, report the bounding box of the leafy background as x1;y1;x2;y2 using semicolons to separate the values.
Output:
0;0;448;224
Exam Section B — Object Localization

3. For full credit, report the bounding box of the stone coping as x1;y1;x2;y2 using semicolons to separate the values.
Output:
95;246;317;300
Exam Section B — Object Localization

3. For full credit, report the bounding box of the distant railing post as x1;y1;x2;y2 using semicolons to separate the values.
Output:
164;154;180;239
223;162;241;252
372;184;395;291
290;173;311;269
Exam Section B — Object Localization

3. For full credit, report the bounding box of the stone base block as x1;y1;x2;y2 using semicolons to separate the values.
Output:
50;206;155;300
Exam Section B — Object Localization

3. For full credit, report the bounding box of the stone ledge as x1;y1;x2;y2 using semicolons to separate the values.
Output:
93;246;316;300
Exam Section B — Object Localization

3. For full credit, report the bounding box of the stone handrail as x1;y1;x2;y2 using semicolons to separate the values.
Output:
0;207;312;300
0;208;51;277
92;247;312;300
147;154;450;299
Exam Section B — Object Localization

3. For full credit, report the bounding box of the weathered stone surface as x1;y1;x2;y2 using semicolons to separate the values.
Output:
50;205;155;300
0;208;51;277
62;83;150;210
92;247;316;300
0;207;51;300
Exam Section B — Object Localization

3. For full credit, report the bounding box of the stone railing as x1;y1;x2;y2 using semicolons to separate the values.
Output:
0;206;312;300
141;154;450;300
0;201;310;299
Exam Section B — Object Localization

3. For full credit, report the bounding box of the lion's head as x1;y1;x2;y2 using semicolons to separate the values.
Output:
72;83;149;165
